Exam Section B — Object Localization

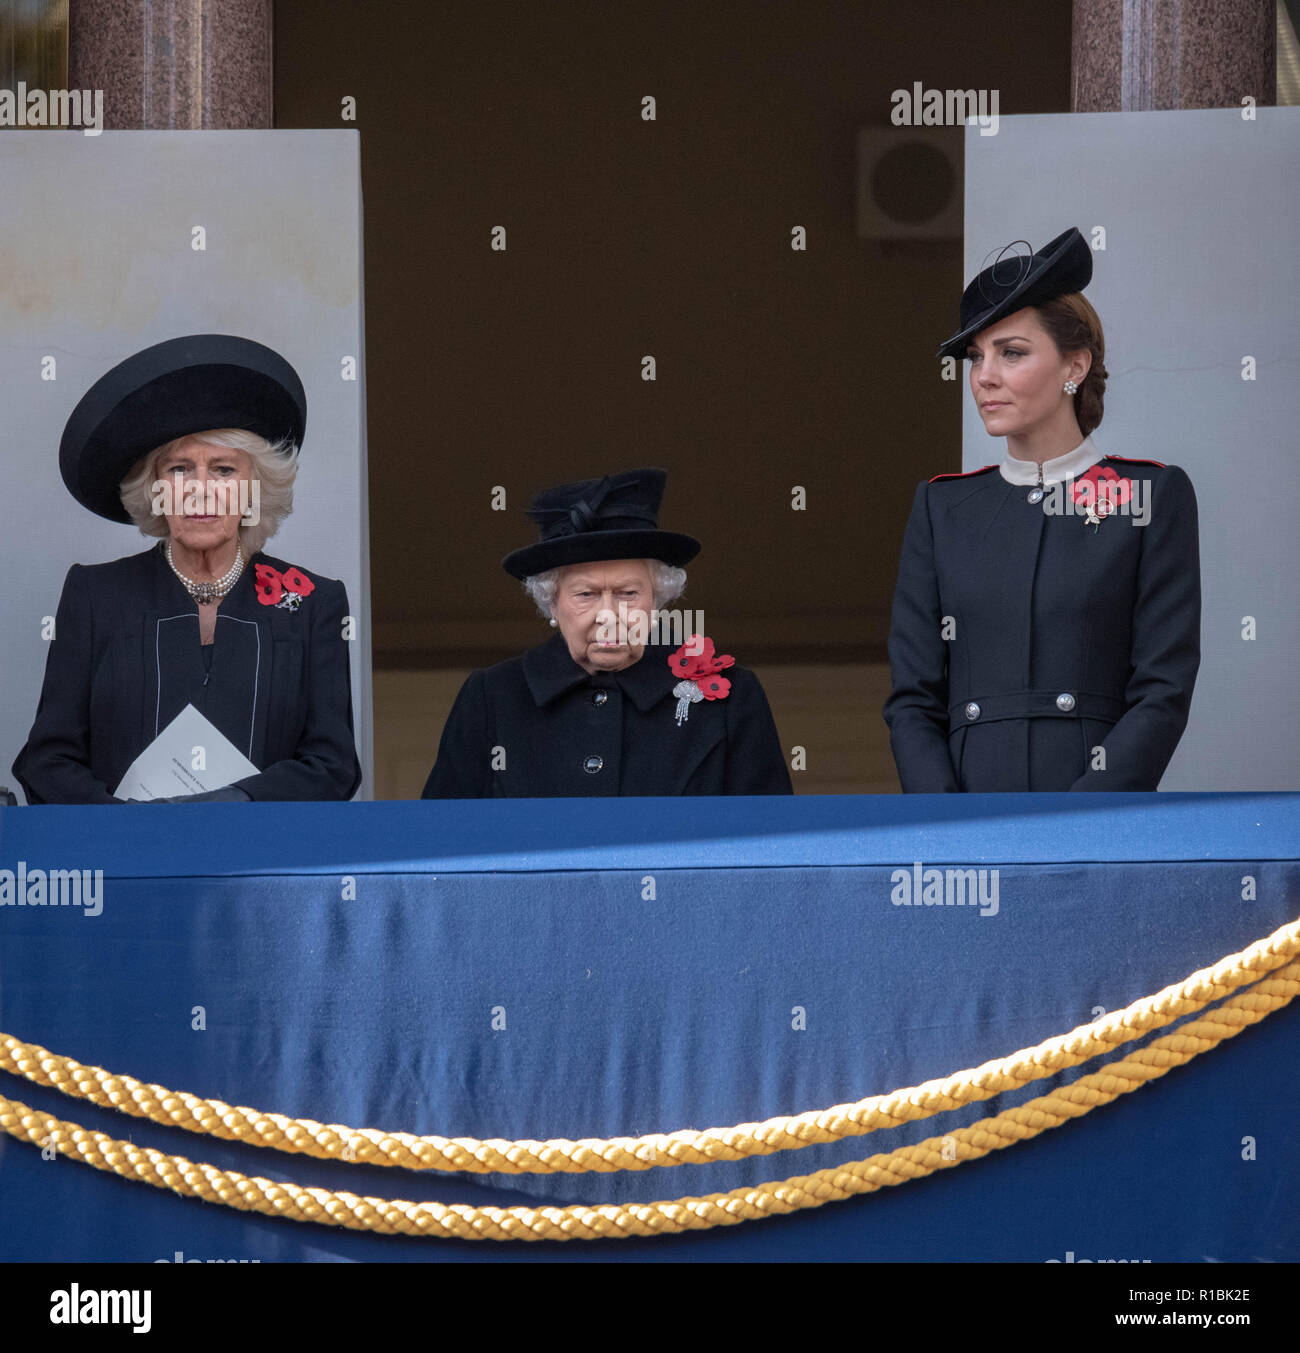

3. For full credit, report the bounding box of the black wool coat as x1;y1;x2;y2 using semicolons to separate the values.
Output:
13;543;361;804
422;633;793;797
882;457;1201;792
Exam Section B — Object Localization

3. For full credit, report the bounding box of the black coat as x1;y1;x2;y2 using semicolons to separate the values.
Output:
883;457;1201;792
12;543;361;804
422;633;792;797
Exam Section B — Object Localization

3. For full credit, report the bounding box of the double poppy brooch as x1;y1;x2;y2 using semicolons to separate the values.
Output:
255;563;316;611
1071;464;1133;531
667;635;735;726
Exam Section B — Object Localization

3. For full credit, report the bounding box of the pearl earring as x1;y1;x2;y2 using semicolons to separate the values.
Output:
1064;380;1078;395
549;618;558;627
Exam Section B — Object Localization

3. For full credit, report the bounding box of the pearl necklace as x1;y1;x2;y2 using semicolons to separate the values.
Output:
166;541;245;604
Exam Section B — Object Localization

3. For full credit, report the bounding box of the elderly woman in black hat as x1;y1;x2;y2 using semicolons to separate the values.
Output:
883;228;1200;792
422;468;791;797
12;334;361;804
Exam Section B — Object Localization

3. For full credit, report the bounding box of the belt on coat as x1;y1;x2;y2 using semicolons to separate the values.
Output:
947;689;1127;733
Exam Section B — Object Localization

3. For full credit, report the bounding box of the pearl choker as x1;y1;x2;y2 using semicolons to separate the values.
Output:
166;541;245;604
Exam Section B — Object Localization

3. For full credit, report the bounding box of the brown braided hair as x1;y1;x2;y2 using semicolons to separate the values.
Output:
1034;293;1108;436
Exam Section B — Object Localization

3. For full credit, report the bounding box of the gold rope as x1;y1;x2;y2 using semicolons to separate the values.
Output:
3;917;1297;1177
2;960;1295;1240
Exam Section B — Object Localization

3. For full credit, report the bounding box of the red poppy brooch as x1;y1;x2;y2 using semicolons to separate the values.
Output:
667;635;735;726
1071;464;1133;530
255;563;316;611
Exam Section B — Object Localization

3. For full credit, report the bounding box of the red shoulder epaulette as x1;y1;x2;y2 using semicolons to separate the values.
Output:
1104;455;1166;468
928;464;998;484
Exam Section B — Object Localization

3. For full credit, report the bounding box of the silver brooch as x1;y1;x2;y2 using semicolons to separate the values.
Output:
673;679;703;726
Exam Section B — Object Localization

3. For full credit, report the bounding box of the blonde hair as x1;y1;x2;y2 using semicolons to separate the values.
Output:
118;428;298;556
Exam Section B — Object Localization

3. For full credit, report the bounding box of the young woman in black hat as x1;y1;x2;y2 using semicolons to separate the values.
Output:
883;228;1201;792
12;334;362;804
422;468;792;797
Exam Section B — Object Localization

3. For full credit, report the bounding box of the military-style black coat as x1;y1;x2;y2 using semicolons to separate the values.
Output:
883;456;1200;792
422;634;792;797
12;543;361;804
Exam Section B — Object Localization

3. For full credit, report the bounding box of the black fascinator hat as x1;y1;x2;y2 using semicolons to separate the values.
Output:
937;228;1093;360
502;468;701;579
59;334;307;523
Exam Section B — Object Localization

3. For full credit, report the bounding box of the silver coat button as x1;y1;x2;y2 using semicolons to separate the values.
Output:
1056;693;1076;712
583;755;604;774
965;702;980;721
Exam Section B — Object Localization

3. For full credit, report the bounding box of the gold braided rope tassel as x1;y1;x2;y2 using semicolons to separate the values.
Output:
3;916;1298;1177
2;960;1295;1240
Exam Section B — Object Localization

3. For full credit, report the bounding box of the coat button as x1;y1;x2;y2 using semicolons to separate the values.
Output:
583;755;604;774
965;702;980;721
592;690;608;706
1056;693;1076;712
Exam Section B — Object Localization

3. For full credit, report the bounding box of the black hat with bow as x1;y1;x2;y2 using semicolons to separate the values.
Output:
59;333;307;523
502;468;701;579
937;227;1094;360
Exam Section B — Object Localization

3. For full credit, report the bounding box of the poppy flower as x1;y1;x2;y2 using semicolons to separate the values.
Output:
699;675;731;701
281;566;315;598
1072;464;1133;510
669;635;713;678
1096;476;1132;510
254;563;283;606
667;635;735;681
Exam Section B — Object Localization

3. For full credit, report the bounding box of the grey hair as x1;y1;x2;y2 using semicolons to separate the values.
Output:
117;427;298;557
523;559;687;620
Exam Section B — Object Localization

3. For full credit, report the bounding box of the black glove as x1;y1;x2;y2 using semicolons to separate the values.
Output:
141;785;252;804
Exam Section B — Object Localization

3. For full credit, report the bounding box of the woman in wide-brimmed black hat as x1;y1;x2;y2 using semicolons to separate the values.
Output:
12;334;361;804
883;228;1201;791
422;468;791;797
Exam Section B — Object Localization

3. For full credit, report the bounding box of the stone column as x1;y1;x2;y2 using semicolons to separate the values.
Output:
1072;0;1276;110
68;0;271;129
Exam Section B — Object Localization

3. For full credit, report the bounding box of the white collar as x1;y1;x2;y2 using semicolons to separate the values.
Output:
999;436;1102;486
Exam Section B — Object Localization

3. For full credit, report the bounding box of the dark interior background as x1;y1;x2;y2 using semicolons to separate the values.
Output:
273;1;1071;672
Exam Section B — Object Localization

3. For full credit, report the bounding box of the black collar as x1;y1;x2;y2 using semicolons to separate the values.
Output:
522;634;677;713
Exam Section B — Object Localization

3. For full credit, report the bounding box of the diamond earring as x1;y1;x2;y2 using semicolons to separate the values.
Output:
1064;380;1078;395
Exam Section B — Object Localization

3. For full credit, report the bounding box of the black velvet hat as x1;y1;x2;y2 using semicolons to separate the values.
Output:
59;334;307;523
937;228;1093;360
502;468;701;579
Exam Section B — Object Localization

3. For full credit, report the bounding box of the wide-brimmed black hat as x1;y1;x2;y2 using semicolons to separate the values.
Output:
937;228;1093;360
59;334;307;522
502;468;701;579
